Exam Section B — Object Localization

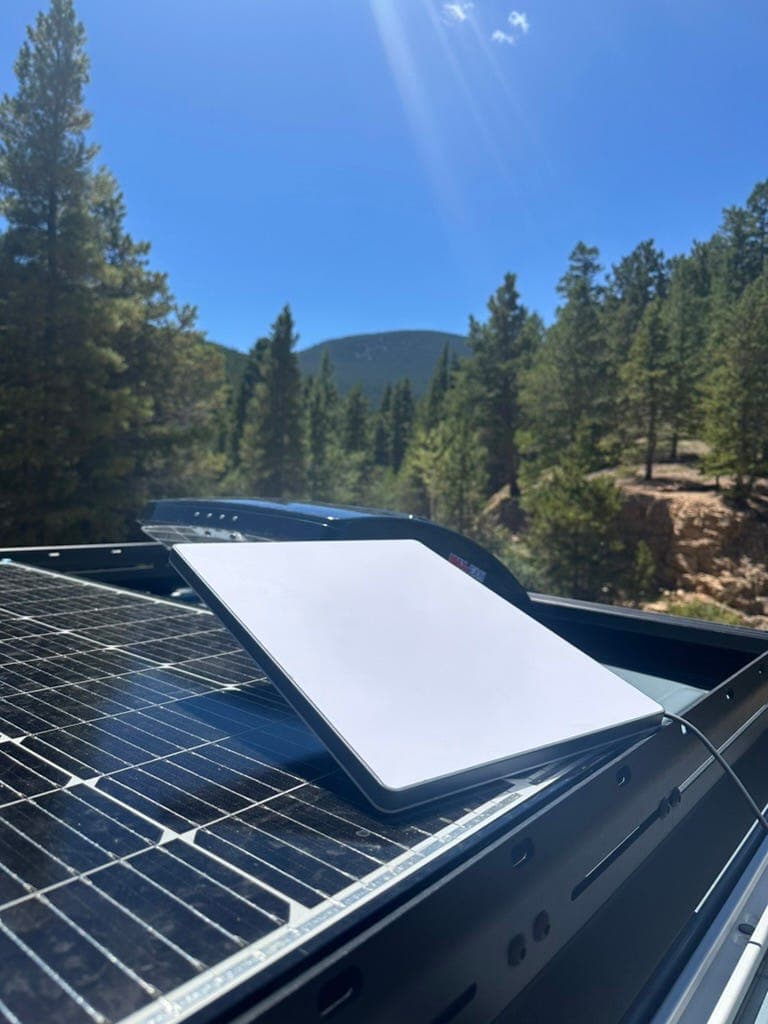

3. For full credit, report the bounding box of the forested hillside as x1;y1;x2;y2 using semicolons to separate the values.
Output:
1;1;767;620
218;330;469;406
296;331;468;404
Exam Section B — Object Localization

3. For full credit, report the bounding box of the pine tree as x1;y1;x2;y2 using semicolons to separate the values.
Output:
124;302;227;505
400;388;487;532
702;272;768;504
603;241;668;457
424;342;451;429
520;244;608;471
0;0;135;541
746;181;768;278
318;385;371;505
663;248;710;459
230;336;269;466
342;386;369;453
707;182;768;314
621;299;671;480
84;174;226;517
433;392;487;532
521;459;626;601
464;274;540;496
0;1;225;541
305;351;339;498
372;384;392;468
390;378;414;472
239;305;305;496
605;241;668;359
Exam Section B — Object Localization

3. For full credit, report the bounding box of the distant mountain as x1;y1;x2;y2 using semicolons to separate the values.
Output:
216;329;469;407
297;330;469;405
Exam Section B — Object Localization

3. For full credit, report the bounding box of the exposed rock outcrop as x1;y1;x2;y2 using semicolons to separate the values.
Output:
482;469;768;628
617;476;768;623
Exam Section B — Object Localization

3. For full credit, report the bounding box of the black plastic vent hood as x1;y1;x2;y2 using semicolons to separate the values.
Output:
140;497;531;612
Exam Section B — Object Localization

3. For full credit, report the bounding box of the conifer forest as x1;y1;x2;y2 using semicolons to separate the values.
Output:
2;1;767;614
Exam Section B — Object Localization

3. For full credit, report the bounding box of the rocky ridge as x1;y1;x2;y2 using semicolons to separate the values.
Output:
483;466;768;628
617;471;768;627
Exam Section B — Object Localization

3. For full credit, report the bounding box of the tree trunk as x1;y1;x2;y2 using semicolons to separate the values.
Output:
644;411;656;482
508;449;520;499
669;430;678;462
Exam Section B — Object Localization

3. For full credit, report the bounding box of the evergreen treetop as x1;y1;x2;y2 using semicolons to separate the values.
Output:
238;305;305;497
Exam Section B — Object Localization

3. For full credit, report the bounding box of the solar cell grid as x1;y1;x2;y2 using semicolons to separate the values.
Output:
0;561;590;1024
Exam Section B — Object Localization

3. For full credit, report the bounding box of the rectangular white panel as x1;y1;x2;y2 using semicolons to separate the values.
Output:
171;540;662;810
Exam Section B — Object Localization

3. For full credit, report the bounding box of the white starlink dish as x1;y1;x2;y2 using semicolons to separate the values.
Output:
172;539;663;810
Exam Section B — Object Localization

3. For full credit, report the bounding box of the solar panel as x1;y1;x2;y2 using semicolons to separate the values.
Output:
0;562;602;1024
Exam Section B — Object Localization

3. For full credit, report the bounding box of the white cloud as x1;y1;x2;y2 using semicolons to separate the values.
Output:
441;2;473;24
491;10;530;45
508;10;530;34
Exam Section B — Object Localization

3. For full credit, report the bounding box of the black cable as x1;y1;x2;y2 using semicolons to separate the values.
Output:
664;711;768;836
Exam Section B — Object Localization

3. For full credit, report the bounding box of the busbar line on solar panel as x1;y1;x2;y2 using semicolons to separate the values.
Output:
0;562;597;1024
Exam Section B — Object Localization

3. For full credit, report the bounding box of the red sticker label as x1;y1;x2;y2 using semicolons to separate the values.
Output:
448;552;487;583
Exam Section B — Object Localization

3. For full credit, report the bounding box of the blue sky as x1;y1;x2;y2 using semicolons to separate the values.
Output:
2;1;767;352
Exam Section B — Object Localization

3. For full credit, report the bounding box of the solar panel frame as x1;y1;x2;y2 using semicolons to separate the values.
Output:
0;561;605;1024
